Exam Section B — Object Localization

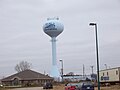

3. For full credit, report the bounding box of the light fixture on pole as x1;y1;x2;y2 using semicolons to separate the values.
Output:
59;59;63;82
89;23;100;90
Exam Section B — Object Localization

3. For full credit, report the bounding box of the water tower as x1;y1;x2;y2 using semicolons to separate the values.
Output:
43;18;64;79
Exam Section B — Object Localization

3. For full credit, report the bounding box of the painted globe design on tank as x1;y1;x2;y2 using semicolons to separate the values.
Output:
43;18;64;37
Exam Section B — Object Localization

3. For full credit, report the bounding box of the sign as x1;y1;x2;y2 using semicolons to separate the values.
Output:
101;76;109;80
44;22;57;30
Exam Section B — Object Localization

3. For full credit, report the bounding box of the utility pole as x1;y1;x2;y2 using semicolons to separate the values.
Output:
83;64;85;79
104;64;107;69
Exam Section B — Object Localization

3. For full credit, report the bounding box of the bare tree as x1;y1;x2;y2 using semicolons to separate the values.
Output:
15;61;32;72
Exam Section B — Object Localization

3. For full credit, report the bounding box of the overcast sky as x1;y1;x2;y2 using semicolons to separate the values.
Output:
0;0;120;78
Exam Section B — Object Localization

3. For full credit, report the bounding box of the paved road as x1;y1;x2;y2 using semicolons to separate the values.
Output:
7;87;43;90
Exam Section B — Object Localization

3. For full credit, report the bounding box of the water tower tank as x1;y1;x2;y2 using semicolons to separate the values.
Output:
43;18;64;37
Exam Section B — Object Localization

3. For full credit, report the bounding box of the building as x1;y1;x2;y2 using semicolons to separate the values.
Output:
63;75;83;82
99;67;120;84
63;74;96;82
1;70;53;86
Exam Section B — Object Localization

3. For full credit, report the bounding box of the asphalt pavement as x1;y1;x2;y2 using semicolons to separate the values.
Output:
7;87;43;90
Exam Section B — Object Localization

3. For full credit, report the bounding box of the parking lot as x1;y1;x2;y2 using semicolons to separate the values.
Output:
5;84;120;90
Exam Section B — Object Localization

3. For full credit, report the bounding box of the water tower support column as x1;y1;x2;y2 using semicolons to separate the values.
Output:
51;37;57;66
51;37;60;78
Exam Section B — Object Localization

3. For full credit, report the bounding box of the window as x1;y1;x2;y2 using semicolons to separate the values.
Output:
101;76;103;80
116;70;118;75
103;72;104;76
13;78;19;85
107;72;109;76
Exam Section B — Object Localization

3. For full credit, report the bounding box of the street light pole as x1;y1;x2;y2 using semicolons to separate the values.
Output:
89;23;100;90
59;60;63;82
90;66;94;74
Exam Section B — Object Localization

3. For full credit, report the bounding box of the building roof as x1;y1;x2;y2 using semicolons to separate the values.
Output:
2;69;53;81
100;67;120;72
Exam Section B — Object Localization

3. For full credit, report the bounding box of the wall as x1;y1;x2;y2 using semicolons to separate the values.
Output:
99;67;120;82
